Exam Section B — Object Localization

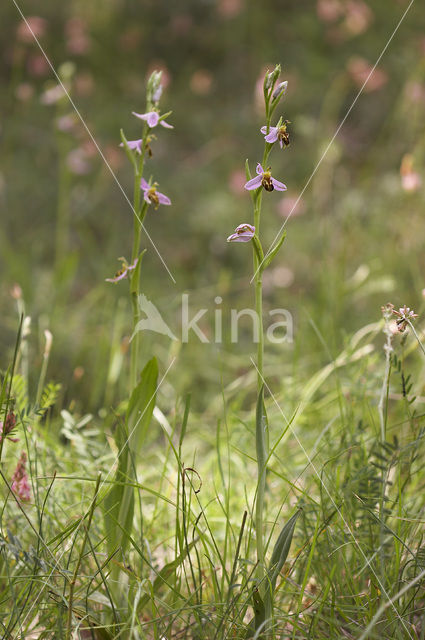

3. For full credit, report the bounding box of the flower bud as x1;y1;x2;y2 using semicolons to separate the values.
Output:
147;70;163;106
269;64;281;87
272;80;288;101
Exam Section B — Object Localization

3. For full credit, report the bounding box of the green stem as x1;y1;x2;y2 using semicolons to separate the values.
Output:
35;349;49;408
252;135;272;582
255;271;265;579
255;270;264;395
129;137;147;390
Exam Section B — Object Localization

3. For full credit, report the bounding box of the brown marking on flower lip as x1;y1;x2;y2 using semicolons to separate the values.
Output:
148;187;160;208
114;266;126;278
262;170;274;191
278;121;291;147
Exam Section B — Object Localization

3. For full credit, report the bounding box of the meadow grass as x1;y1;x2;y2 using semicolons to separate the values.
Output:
2;291;425;638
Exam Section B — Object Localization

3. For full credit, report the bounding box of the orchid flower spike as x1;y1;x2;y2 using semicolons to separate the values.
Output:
227;223;255;243
244;164;287;192
106;257;138;284
132;110;173;129
141;178;171;208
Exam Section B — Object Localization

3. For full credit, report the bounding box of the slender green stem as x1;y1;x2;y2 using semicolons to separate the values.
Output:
129;135;147;390
255;271;264;396
35;332;52;407
252;123;273;582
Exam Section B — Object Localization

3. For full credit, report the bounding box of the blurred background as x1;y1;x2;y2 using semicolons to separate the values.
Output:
1;0;425;412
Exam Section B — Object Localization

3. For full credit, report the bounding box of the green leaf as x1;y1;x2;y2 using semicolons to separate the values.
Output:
263;231;287;270
126;356;158;454
178;394;191;451
120;128;137;170
39;382;61;413
103;423;134;559
103;358;158;558
253;586;266;633
268;509;300;594
245;158;252;182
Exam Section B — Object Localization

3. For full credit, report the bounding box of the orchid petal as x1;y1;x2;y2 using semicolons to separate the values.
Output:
227;223;255;243
265;129;279;143
157;192;171;205
120;139;143;153
256;163;264;175
106;271;128;283
227;233;252;243
260;126;267;134
132;111;147;121
235;223;255;234
271;177;287;191
127;258;139;271
160;120;174;129
140;178;149;191
244;175;262;190
132;111;160;127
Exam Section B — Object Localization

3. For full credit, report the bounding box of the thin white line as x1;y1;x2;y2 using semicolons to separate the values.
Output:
11;0;176;284
250;358;414;640
251;0;415;283
19;357;176;631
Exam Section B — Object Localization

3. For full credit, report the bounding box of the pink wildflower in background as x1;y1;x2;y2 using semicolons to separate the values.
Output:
347;57;387;92
316;0;343;23
65;17;91;55
390;305;419;333
0;412;19;444
16;16;47;43
11;452;31;502
400;155;421;193
190;70;213;95
344;0;373;37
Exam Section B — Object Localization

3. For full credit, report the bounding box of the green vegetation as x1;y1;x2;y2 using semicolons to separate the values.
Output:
1;1;425;637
